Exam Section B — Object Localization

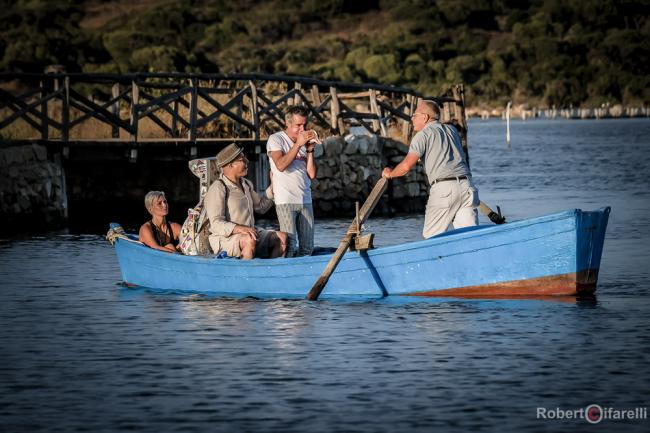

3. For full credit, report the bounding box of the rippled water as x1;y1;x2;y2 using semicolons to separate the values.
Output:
1;118;649;432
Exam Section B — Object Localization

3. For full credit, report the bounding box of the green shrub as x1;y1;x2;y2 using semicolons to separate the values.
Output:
362;54;400;84
0;0;648;107
130;46;185;73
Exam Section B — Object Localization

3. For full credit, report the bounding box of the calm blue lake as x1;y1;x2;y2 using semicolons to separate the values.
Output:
1;118;649;432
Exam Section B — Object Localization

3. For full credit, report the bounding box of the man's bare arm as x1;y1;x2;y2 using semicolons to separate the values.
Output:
382;152;419;179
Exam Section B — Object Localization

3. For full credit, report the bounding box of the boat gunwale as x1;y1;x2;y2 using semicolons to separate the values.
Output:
113;208;586;268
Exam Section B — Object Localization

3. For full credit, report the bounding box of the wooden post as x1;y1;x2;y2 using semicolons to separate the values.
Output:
369;89;386;136
171;99;179;137
330;86;342;134
402;94;415;143
293;82;302;106
188;77;198;142
54;75;61;141
506;101;512;147
249;80;260;141
234;84;244;137
40;79;48;140
62;77;70;143
111;83;120;139
452;85;464;126
442;99;450;123
311;84;321;106
130;80;139;142
451;84;469;165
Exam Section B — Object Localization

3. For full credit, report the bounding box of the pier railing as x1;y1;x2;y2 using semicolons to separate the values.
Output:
0;72;467;150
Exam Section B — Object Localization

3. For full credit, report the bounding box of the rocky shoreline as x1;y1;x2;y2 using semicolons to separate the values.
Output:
466;104;650;120
311;134;427;215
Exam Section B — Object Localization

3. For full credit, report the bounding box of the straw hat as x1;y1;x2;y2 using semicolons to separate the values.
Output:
216;143;244;167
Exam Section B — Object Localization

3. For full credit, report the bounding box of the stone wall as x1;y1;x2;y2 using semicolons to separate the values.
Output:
0;144;67;229
312;134;429;215
0;135;431;233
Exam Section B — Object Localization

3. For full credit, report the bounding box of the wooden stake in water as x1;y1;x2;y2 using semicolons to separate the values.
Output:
506;101;512;146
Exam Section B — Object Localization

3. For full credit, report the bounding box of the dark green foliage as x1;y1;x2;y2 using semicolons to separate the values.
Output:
0;0;85;72
0;0;647;107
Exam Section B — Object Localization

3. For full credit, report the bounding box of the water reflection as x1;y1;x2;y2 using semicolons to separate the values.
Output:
575;294;599;307
1;119;649;433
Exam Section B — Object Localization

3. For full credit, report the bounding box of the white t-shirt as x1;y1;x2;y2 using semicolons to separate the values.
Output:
267;131;312;204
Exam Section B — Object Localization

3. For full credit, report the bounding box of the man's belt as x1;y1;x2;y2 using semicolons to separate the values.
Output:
431;175;469;185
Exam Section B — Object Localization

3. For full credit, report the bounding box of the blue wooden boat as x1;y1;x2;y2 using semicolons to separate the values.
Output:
108;207;610;298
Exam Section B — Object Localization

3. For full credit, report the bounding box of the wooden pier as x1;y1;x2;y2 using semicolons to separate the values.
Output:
0;72;470;230
0;72;468;157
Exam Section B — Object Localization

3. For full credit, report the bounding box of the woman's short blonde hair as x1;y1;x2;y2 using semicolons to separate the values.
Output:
144;191;166;213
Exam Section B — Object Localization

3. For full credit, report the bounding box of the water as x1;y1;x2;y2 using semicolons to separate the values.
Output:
1;118;649;432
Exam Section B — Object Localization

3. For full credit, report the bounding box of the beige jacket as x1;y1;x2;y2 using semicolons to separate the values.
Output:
204;174;274;245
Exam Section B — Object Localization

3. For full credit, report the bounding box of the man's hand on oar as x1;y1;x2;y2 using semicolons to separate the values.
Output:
478;201;506;224
307;178;388;301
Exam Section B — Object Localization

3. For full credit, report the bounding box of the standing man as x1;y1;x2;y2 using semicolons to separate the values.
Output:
267;105;318;257
382;99;479;238
204;143;287;260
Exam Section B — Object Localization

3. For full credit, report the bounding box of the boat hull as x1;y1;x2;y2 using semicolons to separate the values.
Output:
112;207;610;298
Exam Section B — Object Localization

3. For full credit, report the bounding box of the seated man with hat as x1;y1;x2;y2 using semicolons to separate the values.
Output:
204;143;288;259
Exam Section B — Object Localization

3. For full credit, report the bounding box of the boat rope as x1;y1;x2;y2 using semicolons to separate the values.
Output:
106;225;143;246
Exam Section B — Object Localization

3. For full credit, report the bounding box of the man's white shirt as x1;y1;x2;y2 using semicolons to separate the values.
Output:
266;131;312;204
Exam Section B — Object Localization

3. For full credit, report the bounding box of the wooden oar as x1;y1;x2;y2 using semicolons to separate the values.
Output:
307;177;388;301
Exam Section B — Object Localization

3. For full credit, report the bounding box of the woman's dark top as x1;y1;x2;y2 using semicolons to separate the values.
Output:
149;221;179;247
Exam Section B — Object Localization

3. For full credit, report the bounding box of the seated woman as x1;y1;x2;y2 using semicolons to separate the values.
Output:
139;191;181;253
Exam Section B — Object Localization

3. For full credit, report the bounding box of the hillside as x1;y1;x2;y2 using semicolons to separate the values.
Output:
1;0;648;109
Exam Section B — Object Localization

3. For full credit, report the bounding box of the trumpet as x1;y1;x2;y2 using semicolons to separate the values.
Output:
308;130;322;144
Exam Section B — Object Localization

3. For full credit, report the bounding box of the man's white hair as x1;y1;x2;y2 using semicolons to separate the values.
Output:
419;99;441;120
